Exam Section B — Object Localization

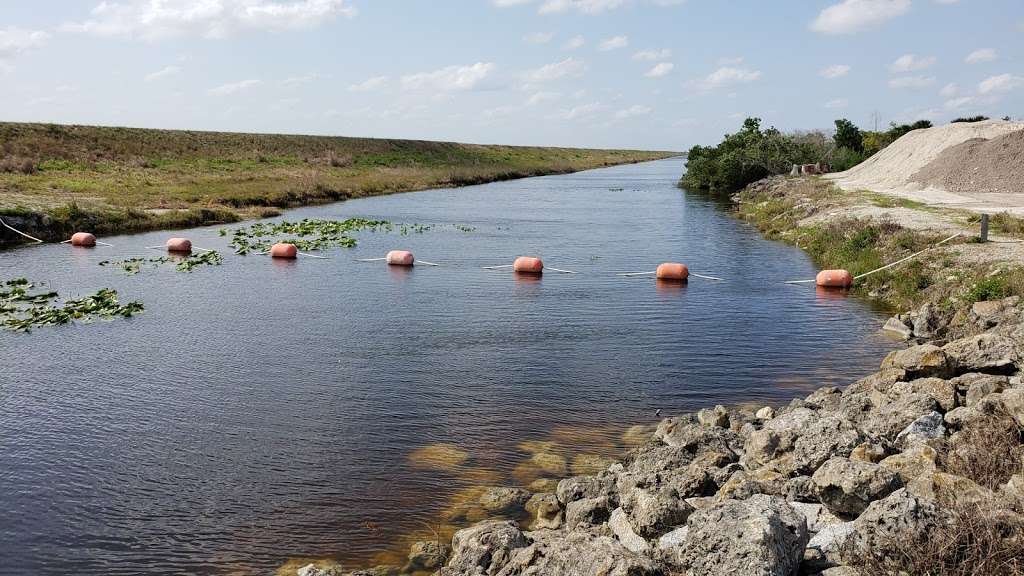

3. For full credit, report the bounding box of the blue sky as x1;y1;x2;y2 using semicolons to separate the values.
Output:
1;0;1021;150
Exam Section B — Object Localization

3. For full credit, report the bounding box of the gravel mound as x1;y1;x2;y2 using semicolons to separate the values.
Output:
827;120;1024;194
911;129;1024;195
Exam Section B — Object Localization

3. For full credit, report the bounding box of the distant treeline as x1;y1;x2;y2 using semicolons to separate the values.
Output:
680;114;1010;195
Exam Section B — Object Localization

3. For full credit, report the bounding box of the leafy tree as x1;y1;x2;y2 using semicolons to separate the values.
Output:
834;119;864;153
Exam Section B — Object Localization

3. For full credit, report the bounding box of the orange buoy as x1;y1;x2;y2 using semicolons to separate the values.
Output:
70;232;96;247
270;242;298;259
816;269;853;288
165;237;192;253
513;256;544;275
655;262;689;282
386;250;415;267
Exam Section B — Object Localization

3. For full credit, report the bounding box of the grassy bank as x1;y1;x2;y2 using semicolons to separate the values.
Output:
0;122;674;244
734;176;1024;313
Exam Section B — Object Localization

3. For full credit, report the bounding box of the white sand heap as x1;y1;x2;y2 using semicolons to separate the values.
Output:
826;120;1024;214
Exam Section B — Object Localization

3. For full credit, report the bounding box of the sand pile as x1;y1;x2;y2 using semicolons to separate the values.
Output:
827;120;1024;194
911;129;1024;195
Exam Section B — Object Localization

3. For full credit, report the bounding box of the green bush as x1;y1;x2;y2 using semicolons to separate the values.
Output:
834;119;863;153
831;147;867;171
952;116;989;123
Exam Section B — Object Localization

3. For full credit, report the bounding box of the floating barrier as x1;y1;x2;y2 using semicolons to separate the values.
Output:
656;262;689;282
513;256;544;275
165;238;193;253
270;243;298;259
386;250;415;266
816;269;853;288
70;232;97;247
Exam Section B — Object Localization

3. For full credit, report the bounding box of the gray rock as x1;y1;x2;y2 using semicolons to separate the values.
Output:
446;520;528;576
408;540;451;571
910;302;946;339
783;475;818;503
942;333;1020;375
756;406;776;420
555;474;615;506
697;404;731;428
297;564;344;576
844;368;906;396
847;489;944;559
654;420;742;457
969;296;1021;329
492;529;663;576
895;411;946;448
608;507;650;554
524;493;562;530
742;428;796;470
878;444;938;484
804;387;843;411
620;483;695;537
957;373;1010;407
656;526;688;550
880;343;953;379
564;496;612;530
479;487;531;515
812;457;903;517
669;494;809;576
882;316;913;340
789;415;863;474
863;392;940;439
802;521;855;572
789;502;842;533
885;377;957;412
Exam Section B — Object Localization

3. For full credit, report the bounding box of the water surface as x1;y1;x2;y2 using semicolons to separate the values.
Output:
0;158;895;575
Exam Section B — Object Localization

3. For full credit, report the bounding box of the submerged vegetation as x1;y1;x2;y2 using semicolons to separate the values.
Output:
98;250;224;274
1;278;143;332
0;122;673;246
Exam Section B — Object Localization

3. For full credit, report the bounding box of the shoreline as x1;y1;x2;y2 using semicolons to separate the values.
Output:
0;122;676;247
294;175;1024;576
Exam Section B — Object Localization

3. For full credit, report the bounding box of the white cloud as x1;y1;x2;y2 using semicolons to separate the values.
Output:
526;91;560;105
717;56;744;66
633;48;671;61
889;54;936;73
888;76;936;89
965;48;997;64
693;66;762;90
208;79;262;95
539;0;627;14
824;98;849;109
598;35;628;51
523;57;586;83
64;0;356;40
401;62;496;92
0;27;50;66
562;35;585;50
810;0;911;35
144;65;181;82
935;0;960;4
614;104;652;119
349;75;388;92
939;83;958;97
644;62;673;78
819;64;851;79
559;101;608;120
524;31;554;44
944;96;975;109
978;73;1023;94
492;0;533;5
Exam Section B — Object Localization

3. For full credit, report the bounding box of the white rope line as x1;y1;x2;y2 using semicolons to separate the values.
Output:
415;260;441;266
691;273;723;281
617;271;656;277
95;241;113;247
357;258;386;262
0;217;43;243
298;252;329;259
482;264;513;269
545;267;577;274
784;279;818;285
853;232;961;280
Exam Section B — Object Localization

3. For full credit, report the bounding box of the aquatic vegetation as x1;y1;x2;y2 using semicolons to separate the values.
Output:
1;278;143;332
221;218;392;255
530;452;568;476
407;443;470;471
98;250;223;274
453;224;476;232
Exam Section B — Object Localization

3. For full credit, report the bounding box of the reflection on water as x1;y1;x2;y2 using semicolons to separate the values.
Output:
0;158;896;575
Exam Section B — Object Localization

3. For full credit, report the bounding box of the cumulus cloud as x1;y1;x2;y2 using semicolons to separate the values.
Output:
526;91;560;105
523;31;554;44
824;98;849;109
208;78;262;95
562;35;585;50
401;63;496;92
64;0;356;40
559;101;608;120
598;35;628;51
144;65;181;82
889;54;936;73
539;0;627;15
819;64;851;79
965;48;997;64
0;27;50;66
644;62;673;78
810;0;910;35
977;73;1023;94
944;96;974;110
693;66;761;91
633;48;671;61
349;75;388;92
614;104;652;119
939;83;958;97
888;76;936;89
523;57;586;83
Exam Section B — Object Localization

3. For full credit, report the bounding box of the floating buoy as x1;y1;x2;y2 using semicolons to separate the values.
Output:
386;250;415;267
816;269;853;288
165;237;193;253
513;256;544;275
70;232;97;247
655;262;689;282
270;242;298;259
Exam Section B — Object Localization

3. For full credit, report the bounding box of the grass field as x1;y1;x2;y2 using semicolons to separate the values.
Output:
0;122;675;244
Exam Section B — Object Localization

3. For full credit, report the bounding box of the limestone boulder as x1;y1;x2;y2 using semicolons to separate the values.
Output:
812;457;903;517
445;521;528;576
880;344;953;379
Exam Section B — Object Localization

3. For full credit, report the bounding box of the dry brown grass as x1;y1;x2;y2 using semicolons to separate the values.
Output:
942;411;1024;491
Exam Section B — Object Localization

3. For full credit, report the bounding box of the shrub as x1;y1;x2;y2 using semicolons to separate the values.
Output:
0;156;36;174
952;115;990;123
834;119;863;153
831;146;867;171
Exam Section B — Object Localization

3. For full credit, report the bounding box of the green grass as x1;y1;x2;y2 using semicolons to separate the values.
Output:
0;122;674;244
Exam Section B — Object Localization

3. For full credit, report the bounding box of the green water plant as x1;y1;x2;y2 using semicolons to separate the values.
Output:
220;218;393;254
99;250;223;274
1;278;143;332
